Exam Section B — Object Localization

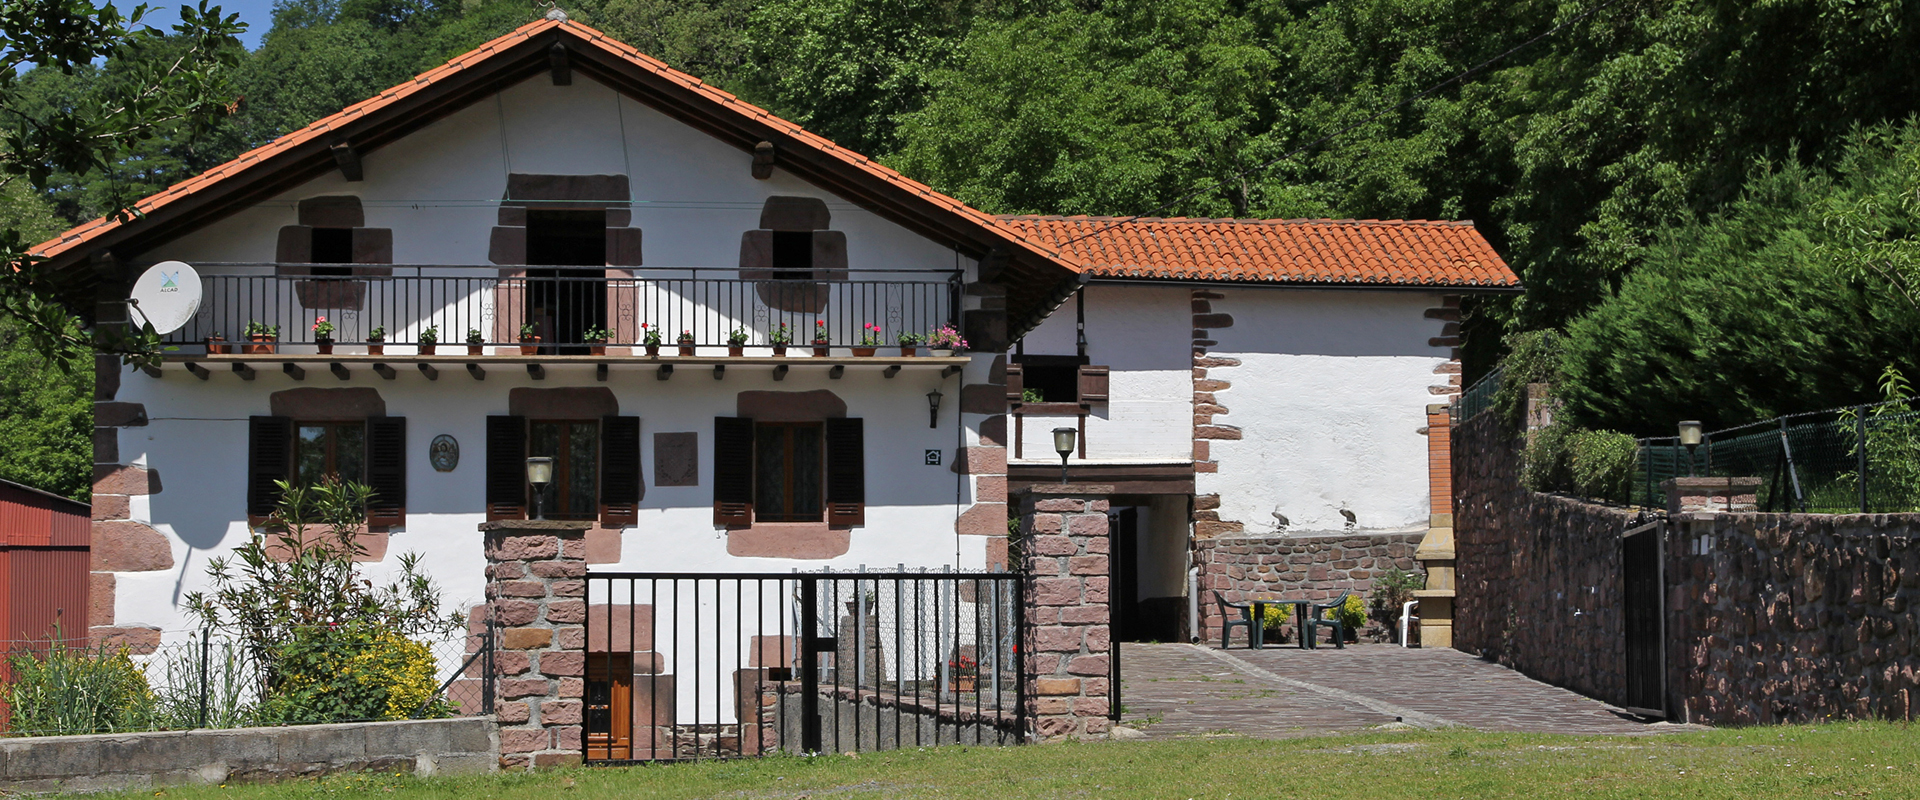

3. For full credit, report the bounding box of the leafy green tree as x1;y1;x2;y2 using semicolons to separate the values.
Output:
0;186;91;501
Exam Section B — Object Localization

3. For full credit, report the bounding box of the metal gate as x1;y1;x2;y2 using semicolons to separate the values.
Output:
583;571;1026;763
1621;521;1666;717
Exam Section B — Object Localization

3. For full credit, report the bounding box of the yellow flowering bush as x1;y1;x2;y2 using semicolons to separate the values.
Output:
252;624;450;724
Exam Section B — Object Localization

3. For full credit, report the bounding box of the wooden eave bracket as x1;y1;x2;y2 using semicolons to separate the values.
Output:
752;141;776;179
550;41;571;86
330;142;363;182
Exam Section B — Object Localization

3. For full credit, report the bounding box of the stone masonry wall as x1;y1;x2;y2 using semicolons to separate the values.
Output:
1453;410;1920;724
1195;532;1424;646
481;520;590;769
1018;485;1113;741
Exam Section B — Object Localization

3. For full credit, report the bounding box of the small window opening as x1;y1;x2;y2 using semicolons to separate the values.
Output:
1017;356;1083;403
772;231;814;280
310;228;354;275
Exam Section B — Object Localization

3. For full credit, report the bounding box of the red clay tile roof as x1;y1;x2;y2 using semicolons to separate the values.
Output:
31;17;1090;273
996;216;1519;288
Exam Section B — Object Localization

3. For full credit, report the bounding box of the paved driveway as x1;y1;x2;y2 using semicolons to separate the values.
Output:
1115;643;1685;739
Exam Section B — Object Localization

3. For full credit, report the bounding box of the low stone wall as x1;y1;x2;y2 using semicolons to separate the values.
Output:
0;717;496;793
764;684;1021;753
1452;410;1920;724
1195;532;1424;646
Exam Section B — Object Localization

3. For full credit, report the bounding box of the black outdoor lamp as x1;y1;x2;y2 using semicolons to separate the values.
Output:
526;456;554;519
927;388;943;429
1678;420;1703;477
1052;427;1077;485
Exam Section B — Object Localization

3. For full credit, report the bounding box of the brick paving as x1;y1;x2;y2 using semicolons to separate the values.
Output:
1116;643;1681;739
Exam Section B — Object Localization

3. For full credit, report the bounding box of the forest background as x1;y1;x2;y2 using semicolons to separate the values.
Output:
6;0;1920;500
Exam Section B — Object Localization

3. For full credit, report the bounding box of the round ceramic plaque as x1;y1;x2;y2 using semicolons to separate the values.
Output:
429;434;459;472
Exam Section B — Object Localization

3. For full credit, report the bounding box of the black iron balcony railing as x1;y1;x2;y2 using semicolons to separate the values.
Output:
159;265;963;354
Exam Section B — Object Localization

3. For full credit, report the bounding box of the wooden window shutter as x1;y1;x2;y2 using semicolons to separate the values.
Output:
600;416;642;527
1078;365;1110;403
1005;363;1024;403
486;415;527;521
366;416;407;527
713;417;754;526
247;416;292;519
825;417;865;527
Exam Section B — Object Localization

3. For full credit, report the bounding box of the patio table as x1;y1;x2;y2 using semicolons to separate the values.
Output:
1246;597;1312;650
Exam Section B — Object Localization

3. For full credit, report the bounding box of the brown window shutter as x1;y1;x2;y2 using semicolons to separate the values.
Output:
713;417;754;526
601;416;642;526
1078;365;1110;403
366;416;406;527
247;416;292;519
486;415;527;521
1005;363;1024;403
825;417;865;527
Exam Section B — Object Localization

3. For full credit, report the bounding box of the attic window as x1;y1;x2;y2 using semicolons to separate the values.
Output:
310;228;353;275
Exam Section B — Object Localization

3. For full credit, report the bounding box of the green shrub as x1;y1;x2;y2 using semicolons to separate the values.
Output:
252;624;450;724
6;640;158;735
1333;595;1367;634
1492;330;1564;431
1369;568;1425;641
1261;604;1289;635
1522;424;1639;502
1520;424;1573;493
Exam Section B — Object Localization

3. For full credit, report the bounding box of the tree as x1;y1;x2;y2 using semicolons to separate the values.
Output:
0;185;91;501
0;0;246;367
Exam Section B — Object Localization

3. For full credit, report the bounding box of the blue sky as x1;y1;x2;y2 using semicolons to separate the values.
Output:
136;0;278;50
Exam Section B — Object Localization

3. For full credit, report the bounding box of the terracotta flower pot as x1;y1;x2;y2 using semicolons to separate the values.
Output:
244;335;277;355
852;346;877;357
367;341;385;355
678;344;696;356
728;345;745;357
645;344;660;357
772;344;787;357
519;337;540;356
899;345;918;357
206;337;229;355
468;344;485;356
589;344;607;356
812;342;830;357
419;343;437;356
316;339;333;355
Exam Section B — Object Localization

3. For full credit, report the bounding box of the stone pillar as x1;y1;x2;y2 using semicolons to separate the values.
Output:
481;520;591;770
1017;485;1113;741
1662;477;1761;516
1415;402;1457;647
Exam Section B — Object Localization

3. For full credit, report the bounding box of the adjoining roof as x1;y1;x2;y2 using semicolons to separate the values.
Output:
995;216;1520;289
30;17;1089;334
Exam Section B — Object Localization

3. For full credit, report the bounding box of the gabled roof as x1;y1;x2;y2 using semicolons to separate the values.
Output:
31;16;1088;333
995;216;1520;289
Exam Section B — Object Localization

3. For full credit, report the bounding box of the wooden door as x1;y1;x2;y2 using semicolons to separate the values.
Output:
586;652;633;760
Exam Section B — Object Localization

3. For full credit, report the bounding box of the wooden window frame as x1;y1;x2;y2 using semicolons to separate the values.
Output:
529;419;601;521
753;421;824;523
292;420;366;485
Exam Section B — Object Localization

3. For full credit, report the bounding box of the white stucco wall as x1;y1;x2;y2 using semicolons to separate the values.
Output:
1013;284;1191;463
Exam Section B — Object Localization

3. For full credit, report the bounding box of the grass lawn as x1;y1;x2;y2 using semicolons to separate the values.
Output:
74;723;1919;800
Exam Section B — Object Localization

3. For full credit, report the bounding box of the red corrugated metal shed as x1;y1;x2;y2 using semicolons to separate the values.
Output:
0;479;91;645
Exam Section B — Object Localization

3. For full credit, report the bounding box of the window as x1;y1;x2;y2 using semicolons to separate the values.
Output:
771;231;813;280
526;210;608;354
754;422;824;522
309;228;354;275
530;420;599;520
294;422;365;485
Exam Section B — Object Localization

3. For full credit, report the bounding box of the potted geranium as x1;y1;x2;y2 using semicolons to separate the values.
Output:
312;316;335;354
897;330;922;358
811;320;830;357
677;329;695;356
518;322;540;356
853;323;881;357
366;325;386;355
466;328;485;356
768;322;792;356
243;321;279;355
206;332;228;355
727;326;749;357
947;654;978;693
640;322;663;357
582;326;612;356
927;325;968;357
418;325;439;356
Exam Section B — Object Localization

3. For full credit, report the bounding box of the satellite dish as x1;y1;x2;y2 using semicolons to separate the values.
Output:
128;261;201;335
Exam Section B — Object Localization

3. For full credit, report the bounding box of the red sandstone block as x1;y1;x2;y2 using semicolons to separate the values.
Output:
1084;677;1109;697
1030;654;1061;674
540;651;586;677
494;601;541;626
1085;577;1109;603
496;701;530;724
552;725;583;751
1034;498;1086;512
500;679;551;699
1028;607;1059;625
1030;535;1077;556
1059;606;1108;625
541;700;583;725
498;728;549;754
498;754;530;771
495;651;531;675
1069;555;1109;576
551;579;586;598
530;560;587;578
1034;677;1081;696
490;535;558;561
495;580;548;598
1030;514;1062;534
547;600;586;623
1033;577;1083;606
1035;697;1071;715
558;677;584;698
1067;655;1109;676
1036;717;1077;737
487;562;526;580
557;627;585;649
1086;626;1110;653
1074;698;1110;717
1084;717;1112;736
561;538;587;559
1084;536;1108;554
1068;515;1107;535
1033;626;1084;653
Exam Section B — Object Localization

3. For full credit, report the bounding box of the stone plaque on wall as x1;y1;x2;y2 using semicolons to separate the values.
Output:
655;432;698;486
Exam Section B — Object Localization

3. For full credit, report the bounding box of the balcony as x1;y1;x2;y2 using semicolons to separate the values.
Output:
157;265;962;355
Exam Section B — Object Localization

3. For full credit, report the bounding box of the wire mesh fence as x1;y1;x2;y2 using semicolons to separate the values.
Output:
1631;401;1920;512
0;625;491;738
1453;366;1503;423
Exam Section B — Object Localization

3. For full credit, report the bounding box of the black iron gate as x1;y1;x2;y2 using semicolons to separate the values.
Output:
1621;521;1666;717
583;571;1026;763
